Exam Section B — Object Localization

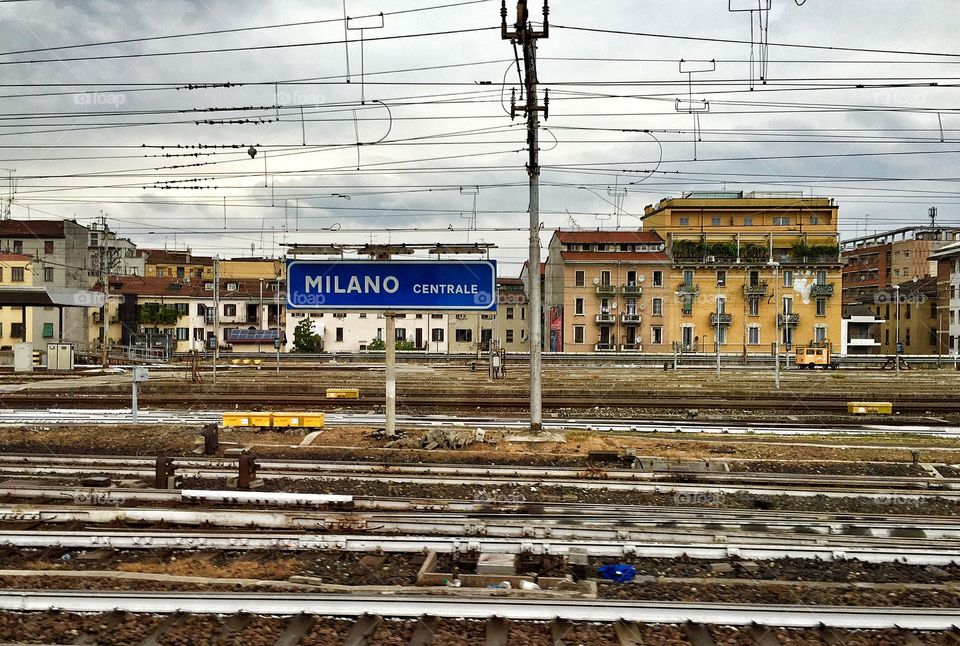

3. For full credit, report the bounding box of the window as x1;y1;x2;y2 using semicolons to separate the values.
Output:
885;328;890;344
905;304;911;320
12;241;22;254
455;329;472;342
336;328;344;342
223;304;236;316
814;326;827;343
193;328;205;341
10;323;24;339
906;328;911;346
815;270;827;285
652;270;663;287
395;328;406;341
782;326;794;346
773;216;790;226
521;308;525;320
782;296;793;314
415;314;423;319
678;217;690;226
652;326;663;344
176;327;189;341
816;298;827;317
359;313;367;319
810;215;820;225
44;241;54;255
574;270;585;287
652;298;663;316
176;267;185;279
42;322;54;338
683;269;694;286
904;251;910;259
431;314;443;319
43;267;53;282
682;295;693;315
783;270;793;288
226;282;238;292
748;326;760;345
894;268;901;278
749;270;760;286
716;270;726;287
711;216;722;226
506;329;514;343
11;267;24;282
175;303;189;315
506;307;514;320
573;325;585;344
716;296;726;315
596;244;606;252
574;298;584;316
716;326;727;345
600;270;611;286
743;216;753;226
333;312;347;319
431;328;444;342
749;299;759;316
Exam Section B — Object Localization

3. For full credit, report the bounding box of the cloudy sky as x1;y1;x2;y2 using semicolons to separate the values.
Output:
1;0;959;273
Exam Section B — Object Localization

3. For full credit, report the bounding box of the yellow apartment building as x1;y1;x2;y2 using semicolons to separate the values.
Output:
642;192;843;355
143;249;214;281
544;231;673;352
0;253;34;348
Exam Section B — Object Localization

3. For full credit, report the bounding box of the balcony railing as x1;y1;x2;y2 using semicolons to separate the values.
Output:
621;284;642;296
596;312;616;324
620;343;642;351
743;282;768;298
677;283;700;295
810;283;835;297
595;342;617;351
778;313;800;326
710;312;733;326
596;284;617;296
621;312;641;324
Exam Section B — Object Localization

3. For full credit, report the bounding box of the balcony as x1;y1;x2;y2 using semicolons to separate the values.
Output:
677;283;699;295
620;343;643;351
810;283;835;297
595;342;617;351
743;282;768;298
596;312;616;324
621;312;641;324
596;284;617;296
710;312;733;326
621;284;642;296
778;313;800;326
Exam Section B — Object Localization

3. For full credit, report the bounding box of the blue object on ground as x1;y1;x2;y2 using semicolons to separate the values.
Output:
597;563;636;583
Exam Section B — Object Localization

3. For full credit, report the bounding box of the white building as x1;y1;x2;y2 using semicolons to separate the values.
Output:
286;310;450;353
931;242;960;355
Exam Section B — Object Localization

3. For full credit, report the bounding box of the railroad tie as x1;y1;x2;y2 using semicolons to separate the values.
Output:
549;618;572;645
343;614;382;646
683;622;715;646
485;617;508;646
275;614;314;646
748;624;783;646
408;615;439;646
613;620;644;646
136;612;188;646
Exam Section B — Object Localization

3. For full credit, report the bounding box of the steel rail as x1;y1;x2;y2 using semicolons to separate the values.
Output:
1;591;958;629
2;528;959;565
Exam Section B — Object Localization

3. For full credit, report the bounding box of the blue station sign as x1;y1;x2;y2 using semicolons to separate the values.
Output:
286;259;497;311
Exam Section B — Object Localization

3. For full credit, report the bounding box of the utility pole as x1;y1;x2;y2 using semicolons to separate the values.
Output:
213;256;219;384
99;215;111;369
502;0;549;432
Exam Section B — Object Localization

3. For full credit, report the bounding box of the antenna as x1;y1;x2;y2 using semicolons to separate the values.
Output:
459;186;479;241
607;177;628;229
0;169;15;220
929;206;938;228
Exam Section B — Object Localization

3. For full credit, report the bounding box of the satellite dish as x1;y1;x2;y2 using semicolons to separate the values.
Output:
611;302;618;309
638;275;646;282
593;277;600;285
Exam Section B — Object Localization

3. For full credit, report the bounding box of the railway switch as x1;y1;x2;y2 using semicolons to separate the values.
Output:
237;453;262;490
200;423;219;455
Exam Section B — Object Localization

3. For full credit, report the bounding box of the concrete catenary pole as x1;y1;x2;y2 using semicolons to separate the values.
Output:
502;0;549;432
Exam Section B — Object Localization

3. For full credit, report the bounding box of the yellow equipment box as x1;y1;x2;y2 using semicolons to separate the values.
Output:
326;388;360;399
848;402;893;415
222;412;272;427
271;412;325;428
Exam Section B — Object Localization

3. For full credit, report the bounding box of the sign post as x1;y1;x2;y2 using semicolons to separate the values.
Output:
132;367;149;424
286;257;497;437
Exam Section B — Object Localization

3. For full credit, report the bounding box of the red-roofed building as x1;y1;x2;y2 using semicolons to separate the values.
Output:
545;229;671;352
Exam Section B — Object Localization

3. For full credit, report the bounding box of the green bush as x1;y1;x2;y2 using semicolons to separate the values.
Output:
292;318;323;353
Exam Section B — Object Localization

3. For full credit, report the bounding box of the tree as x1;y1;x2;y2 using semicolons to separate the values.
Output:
292;318;323;353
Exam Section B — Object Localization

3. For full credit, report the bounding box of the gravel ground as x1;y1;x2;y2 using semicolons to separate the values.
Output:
728;461;929;477
935;464;960;478
0;613;953;645
182;475;960;517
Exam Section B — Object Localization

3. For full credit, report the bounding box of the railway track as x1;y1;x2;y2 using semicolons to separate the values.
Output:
3;590;959;630
2;391;960;412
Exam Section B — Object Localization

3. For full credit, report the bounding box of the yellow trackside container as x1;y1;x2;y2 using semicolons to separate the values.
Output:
230;359;242;365
326;387;360;399
271;412;325;428
223;412;252;427
848;402;893;415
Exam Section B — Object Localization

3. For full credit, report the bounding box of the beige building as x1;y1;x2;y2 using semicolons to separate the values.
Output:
544;230;671;352
447;278;529;353
0;253;34;348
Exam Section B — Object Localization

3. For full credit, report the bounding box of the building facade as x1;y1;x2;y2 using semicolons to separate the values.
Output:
0;253;34;348
544;231;670;352
931;242;960;356
642;192;843;354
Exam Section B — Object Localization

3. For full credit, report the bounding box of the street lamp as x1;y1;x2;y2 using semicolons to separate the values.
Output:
767;261;781;389
892;283;901;374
